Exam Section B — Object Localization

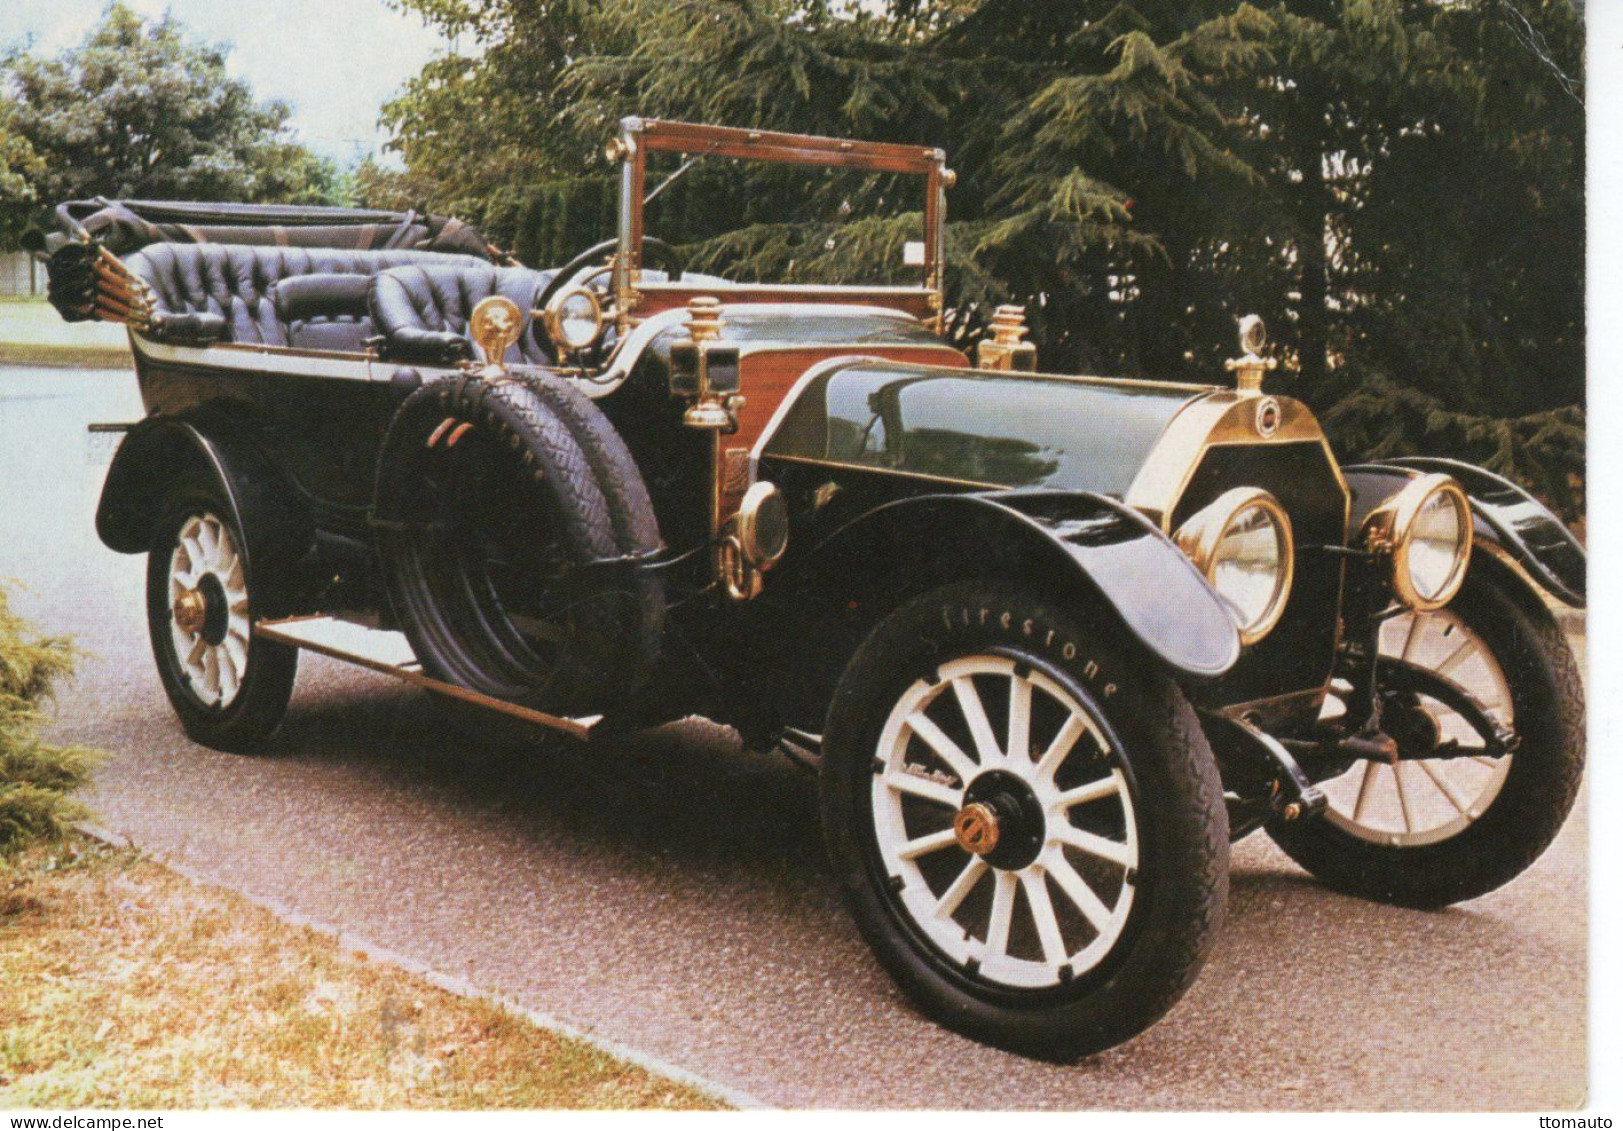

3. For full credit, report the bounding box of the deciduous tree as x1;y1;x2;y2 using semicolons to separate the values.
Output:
1;3;344;243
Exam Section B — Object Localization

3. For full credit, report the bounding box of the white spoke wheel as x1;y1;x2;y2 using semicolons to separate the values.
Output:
146;490;298;751
821;582;1229;1058
1269;569;1584;909
1319;609;1514;847
871;655;1139;989
166;513;252;710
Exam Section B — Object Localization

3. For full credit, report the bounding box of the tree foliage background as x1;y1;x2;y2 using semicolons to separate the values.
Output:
0;3;344;248
373;0;1584;516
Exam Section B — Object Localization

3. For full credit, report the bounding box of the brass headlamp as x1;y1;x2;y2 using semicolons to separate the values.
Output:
540;286;605;356
1360;473;1473;611
1175;486;1295;645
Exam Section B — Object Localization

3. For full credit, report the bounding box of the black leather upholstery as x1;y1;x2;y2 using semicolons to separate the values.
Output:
272;274;374;352
154;311;229;344
369;265;559;365
127;244;488;347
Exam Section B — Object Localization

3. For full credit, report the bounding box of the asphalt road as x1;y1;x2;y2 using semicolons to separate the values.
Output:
1;363;1587;1110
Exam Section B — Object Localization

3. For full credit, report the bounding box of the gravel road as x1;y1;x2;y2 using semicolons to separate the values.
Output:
0;364;1586;1109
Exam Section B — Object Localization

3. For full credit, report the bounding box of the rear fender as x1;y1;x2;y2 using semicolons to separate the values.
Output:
774;490;1242;681
98;417;313;606
1345;458;1584;608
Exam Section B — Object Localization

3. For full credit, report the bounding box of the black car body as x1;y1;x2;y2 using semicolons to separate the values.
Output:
38;119;1587;1057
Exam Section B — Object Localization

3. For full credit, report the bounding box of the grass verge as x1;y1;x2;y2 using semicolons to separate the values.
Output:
0;297;131;369
0;837;726;1110
0;342;131;369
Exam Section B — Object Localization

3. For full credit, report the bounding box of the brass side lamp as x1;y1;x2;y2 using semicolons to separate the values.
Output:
672;296;745;431
468;296;524;382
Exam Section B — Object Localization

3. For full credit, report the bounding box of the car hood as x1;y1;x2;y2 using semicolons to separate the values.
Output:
757;358;1216;499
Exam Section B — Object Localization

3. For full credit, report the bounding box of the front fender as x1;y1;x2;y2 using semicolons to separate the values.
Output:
784;490;1242;681
1345;458;1585;608
98;418;313;602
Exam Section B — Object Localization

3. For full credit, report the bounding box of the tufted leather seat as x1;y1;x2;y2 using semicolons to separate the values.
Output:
126;244;489;347
368;264;559;365
272;274;374;352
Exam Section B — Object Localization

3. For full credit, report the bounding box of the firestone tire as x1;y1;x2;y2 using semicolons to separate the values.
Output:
146;486;298;753
374;376;661;715
1268;571;1584;909
820;581;1229;1058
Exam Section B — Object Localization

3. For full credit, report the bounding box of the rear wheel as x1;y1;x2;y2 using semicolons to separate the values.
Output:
1269;571;1584;907
821;582;1228;1057
146;489;297;751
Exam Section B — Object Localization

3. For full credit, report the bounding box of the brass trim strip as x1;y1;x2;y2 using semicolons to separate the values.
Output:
638;282;937;299
784;355;1218;395
761;451;1003;492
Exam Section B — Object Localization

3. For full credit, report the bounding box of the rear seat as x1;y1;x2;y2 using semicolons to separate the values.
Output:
126;244;490;348
272;275;373;352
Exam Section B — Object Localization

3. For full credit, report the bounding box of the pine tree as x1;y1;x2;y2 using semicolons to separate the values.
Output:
380;0;1584;516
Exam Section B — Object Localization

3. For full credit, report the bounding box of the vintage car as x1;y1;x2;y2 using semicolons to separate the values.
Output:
39;120;1586;1058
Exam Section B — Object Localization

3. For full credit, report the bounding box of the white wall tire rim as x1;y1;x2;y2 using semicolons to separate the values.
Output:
1321;610;1514;847
167;513;251;710
870;655;1139;990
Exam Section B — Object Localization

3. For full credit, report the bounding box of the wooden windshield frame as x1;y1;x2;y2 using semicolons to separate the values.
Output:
609;117;951;331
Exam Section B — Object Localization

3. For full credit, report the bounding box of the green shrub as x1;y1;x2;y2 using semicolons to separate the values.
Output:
0;583;99;856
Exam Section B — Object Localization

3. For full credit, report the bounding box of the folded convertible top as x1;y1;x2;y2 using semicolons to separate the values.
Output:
35;197;503;324
38;197;498;259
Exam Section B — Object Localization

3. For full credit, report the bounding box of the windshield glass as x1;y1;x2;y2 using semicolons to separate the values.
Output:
644;158;928;286
618;120;945;293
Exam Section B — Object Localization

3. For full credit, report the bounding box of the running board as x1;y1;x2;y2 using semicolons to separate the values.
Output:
254;615;602;741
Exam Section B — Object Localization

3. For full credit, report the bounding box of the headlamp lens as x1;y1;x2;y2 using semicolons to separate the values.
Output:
1408;487;1467;604
546;287;603;352
1210;503;1288;636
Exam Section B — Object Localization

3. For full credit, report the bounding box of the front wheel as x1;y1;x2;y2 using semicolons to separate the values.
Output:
1269;570;1584;908
821;582;1228;1058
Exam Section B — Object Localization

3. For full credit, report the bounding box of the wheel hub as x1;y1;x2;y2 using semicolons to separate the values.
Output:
172;587;208;636
174;573;230;646
1384;694;1443;758
953;803;1000;855
961;770;1046;871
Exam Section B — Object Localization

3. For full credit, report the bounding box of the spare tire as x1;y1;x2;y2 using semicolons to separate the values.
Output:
374;375;664;715
522;373;666;678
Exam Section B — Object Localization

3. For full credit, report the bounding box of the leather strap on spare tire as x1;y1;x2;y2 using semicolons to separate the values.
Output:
374;375;664;715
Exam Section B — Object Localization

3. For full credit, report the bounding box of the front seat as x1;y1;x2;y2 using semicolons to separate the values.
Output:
369;264;559;365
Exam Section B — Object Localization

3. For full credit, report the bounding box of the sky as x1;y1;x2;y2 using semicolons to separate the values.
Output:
1;0;455;164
